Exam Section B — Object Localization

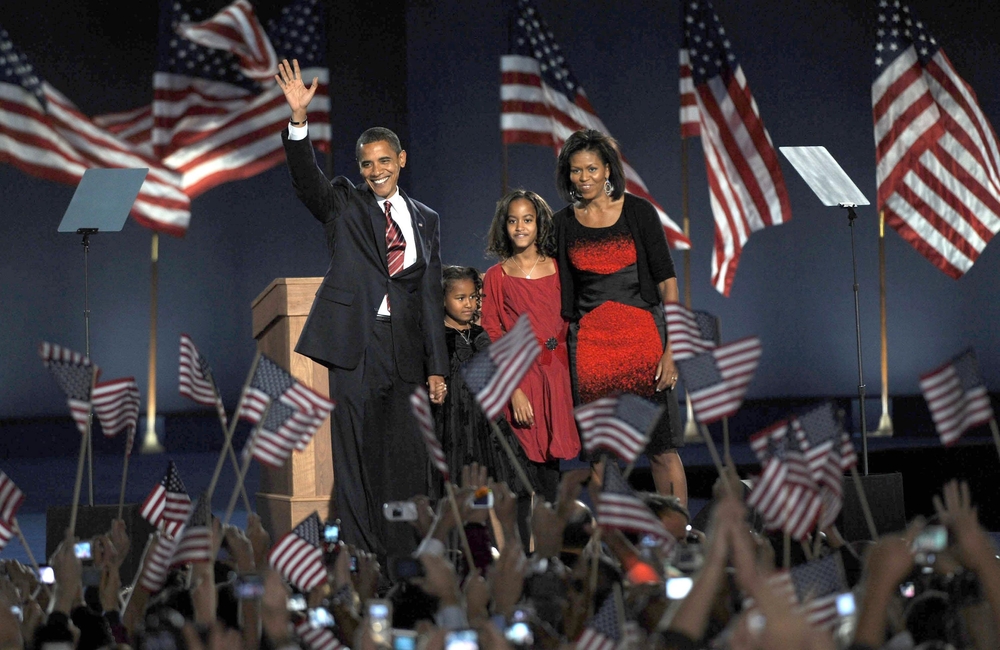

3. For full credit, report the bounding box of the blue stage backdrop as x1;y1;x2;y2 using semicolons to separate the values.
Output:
1;0;998;425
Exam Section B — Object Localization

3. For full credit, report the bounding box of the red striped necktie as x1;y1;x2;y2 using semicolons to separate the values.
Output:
384;200;406;276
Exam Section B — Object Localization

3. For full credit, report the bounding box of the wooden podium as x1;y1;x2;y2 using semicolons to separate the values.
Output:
251;277;334;538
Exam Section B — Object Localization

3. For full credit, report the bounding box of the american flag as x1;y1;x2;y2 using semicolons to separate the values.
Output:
576;595;620;650
139;461;193;539
0;472;25;524
872;2;1000;279
138;532;181;593
462;314;541;420
98;0;331;199
179;334;219;408
919;348;994;446
0;30;191;235
675;337;762;424
171;494;213;566
791;403;842;486
268;511;327;593
244;399;329;468
92;377;141;455
295;618;342;650
410;386;450;481
746;433;822;540
500;0;689;250
664;302;720;360
39;342;98;436
597;462;675;546
574;394;662;464
238;355;332;422
749;418;789;465
769;554;848;629
680;0;792;296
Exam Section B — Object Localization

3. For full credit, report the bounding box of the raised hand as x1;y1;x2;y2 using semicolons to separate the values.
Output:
934;480;995;573
274;58;318;121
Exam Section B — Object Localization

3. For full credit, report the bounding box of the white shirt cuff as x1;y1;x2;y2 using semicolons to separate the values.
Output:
287;122;308;141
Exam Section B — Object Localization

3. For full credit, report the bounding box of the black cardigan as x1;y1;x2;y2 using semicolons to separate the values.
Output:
554;193;677;321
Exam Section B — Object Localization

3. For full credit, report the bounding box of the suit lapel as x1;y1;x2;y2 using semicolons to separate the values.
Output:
361;183;390;273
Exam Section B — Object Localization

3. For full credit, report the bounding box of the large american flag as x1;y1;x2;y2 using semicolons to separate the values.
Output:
574;394;661;464
500;0;689;250
39;342;98;436
576;594;621;650
679;0;791;296
675;337;762;424
0;28;191;235
0;472;25;524
919;348;994;446
92;377;141;456
410;386;450;481
179;334;219;408
103;0;330;199
597;461;675;546
872;2;1000;279
139;461;193;539
268;511;327;593
462;314;541;420
664;302;720;360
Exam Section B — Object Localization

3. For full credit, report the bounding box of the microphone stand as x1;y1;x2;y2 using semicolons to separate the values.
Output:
841;204;869;475
79;227;98;504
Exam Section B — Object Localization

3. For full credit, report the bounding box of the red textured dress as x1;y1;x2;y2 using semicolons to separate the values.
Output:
565;216;664;403
480;265;581;462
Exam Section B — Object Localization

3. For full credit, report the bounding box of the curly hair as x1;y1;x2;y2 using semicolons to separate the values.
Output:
554;129;626;204
485;189;557;259
441;265;483;319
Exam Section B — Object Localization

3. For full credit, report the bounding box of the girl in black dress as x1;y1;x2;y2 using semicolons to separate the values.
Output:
436;266;533;497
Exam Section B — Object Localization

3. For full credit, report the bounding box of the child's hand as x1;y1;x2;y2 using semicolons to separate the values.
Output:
510;389;534;427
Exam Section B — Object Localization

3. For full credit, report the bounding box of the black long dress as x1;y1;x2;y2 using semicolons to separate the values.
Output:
436;325;536;497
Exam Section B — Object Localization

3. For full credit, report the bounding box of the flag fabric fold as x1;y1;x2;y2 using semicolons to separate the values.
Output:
680;0;792;296
747;423;822;540
501;0;689;249
872;2;1000;278
92;377;141;454
574;394;661;464
410;386;450;481
171;494;213;566
0;30;191;235
0;472;26;524
179;334;219;408
461;313;541;420
919;348;994;446
576;594;621;650
268;511;326;594
138;532;181;592
769;554;849;629
675;337;762;424
39;342;98;436
139;461;193;539
664;302;720;360
295;618;342;650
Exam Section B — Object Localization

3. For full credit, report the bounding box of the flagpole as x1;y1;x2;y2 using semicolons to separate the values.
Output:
681;139;700;443
876;211;893;436
488;420;534;496
14;520;52;599
213;393;252;513
223;405;270;527
70;368;99;534
117;443;130;519
141;233;164;453
206;352;261;503
443;481;475;573
587;455;606;619
988;418;1000;464
698;424;734;497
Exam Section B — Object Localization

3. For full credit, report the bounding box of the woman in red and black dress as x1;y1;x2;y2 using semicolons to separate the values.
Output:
552;129;687;506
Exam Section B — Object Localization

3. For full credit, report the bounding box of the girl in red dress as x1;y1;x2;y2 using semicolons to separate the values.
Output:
481;190;580;499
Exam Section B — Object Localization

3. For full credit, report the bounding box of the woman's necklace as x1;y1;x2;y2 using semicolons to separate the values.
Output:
449;325;472;345
510;254;543;279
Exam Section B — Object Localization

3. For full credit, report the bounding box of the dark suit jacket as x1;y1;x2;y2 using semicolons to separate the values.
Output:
282;130;448;383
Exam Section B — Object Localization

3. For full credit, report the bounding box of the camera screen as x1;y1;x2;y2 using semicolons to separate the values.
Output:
324;524;340;543
287;594;307;612
912;526;947;553
446;629;478;650
666;576;694;600
369;603;389;619
471;488;493;509
836;592;856;617
73;541;92;560
504;622;533;645
37;566;55;584
309;607;336;628
393;633;417;650
234;575;264;599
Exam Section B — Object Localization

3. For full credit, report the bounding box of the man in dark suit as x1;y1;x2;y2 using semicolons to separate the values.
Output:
276;59;448;558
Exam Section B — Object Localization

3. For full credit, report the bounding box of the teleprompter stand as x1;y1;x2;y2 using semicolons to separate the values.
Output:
57;168;148;503
779;147;873;475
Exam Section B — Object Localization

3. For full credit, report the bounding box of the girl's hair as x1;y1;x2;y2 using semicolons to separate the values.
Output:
485;189;557;259
554;128;626;204
442;265;483;322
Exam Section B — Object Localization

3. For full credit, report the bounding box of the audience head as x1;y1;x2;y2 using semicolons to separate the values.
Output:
555;128;626;203
487;189;557;259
